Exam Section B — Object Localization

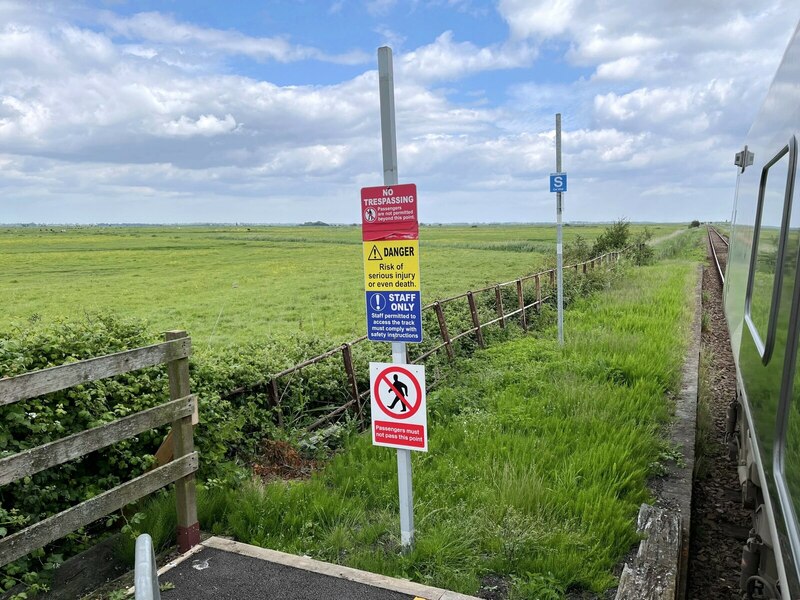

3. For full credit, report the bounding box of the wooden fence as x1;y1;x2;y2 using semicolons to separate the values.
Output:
223;250;623;432
0;330;200;568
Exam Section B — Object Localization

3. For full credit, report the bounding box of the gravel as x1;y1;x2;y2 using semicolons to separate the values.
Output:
685;246;751;599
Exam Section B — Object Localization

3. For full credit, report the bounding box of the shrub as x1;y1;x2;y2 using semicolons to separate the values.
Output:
0;314;170;596
591;219;630;256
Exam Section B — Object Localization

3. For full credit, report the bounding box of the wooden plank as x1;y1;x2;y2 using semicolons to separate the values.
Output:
0;395;195;487
0;453;198;568
0;338;191;407
152;429;175;468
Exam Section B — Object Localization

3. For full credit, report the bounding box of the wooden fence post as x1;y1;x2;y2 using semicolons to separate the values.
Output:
549;269;555;287
535;275;541;313
165;331;199;553
494;285;505;329
341;343;361;420
583;262;587;274
467;292;485;348
434;301;455;361
516;279;527;332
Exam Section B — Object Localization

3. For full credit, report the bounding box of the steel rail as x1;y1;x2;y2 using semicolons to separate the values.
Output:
707;226;726;285
709;225;729;248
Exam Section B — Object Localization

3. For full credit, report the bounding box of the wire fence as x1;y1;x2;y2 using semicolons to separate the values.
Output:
220;250;625;431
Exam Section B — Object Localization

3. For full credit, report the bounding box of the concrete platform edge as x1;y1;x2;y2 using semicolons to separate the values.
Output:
202;536;481;600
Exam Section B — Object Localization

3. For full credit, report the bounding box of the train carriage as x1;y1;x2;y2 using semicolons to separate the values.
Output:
726;20;800;600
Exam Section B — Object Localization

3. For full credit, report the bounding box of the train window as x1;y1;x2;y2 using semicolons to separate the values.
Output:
745;137;798;364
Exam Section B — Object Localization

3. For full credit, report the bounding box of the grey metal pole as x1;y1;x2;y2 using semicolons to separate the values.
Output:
134;534;161;600
556;114;564;346
378;46;414;550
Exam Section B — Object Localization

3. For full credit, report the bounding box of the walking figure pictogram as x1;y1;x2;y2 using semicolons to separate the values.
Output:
387;374;409;412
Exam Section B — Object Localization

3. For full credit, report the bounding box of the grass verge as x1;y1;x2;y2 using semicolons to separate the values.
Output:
121;259;698;598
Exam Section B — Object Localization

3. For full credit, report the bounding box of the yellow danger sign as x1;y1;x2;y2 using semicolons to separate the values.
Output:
363;241;420;291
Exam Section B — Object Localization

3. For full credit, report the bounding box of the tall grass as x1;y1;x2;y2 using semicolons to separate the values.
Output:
126;258;698;598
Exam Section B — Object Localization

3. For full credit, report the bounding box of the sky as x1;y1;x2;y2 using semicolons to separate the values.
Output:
1;0;799;224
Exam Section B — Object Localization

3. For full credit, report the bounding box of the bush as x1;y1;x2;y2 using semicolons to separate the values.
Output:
689;220;701;228
630;228;655;266
0;314;170;596
591;219;630;256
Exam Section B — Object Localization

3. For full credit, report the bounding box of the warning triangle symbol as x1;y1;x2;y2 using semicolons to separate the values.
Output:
368;245;383;261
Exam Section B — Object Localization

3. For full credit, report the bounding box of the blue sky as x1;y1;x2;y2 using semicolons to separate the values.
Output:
1;0;799;223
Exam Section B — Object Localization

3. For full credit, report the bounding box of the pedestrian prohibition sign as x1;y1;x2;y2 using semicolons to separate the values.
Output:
370;362;427;452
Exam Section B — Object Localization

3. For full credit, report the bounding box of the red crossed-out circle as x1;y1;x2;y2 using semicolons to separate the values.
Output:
374;366;422;420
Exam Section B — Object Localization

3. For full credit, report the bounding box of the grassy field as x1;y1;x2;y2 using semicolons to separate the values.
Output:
0;223;683;348
125;251;699;598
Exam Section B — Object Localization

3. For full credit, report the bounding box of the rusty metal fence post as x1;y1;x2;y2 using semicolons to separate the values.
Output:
516;279;527;331
433;301;455;361
341;343;361;419
466;292;485;348
268;378;283;427
494;285;506;329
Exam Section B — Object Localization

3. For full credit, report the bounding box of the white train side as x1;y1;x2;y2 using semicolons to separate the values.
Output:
726;20;800;600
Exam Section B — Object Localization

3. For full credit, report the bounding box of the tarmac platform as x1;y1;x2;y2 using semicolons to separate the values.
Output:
152;537;480;600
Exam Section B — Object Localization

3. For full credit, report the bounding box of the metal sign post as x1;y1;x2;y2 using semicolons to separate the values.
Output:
555;113;564;346
378;46;415;550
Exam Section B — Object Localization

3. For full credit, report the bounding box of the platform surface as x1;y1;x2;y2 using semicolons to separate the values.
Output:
156;537;479;600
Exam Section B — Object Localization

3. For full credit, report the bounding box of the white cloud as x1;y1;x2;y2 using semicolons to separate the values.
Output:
592;56;641;81
593;80;735;136
398;31;536;82
0;0;798;225
103;11;369;66
498;0;579;38
160;114;239;138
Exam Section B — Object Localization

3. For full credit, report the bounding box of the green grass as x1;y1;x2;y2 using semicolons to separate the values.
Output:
0;224;683;350
127;256;698;598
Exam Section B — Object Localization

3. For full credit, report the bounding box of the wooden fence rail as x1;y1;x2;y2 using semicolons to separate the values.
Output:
0;330;200;569
221;250;625;432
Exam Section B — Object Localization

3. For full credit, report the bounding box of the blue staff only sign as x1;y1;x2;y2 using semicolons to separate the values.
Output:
366;291;422;342
550;172;567;193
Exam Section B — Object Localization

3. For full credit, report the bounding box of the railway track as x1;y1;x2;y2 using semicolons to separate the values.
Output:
707;225;729;284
